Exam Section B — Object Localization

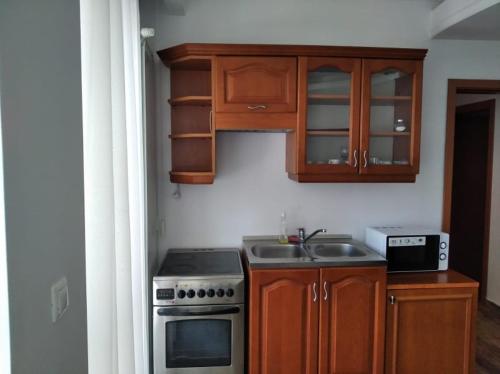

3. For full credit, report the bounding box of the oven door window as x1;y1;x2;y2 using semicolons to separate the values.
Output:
165;319;231;368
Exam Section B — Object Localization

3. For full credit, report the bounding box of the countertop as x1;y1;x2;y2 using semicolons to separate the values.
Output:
387;269;479;290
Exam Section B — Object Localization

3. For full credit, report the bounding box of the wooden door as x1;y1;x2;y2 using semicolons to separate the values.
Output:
248;268;319;374
215;56;297;113
450;100;495;299
297;57;362;175
360;59;422;176
319;266;386;374
386;287;477;374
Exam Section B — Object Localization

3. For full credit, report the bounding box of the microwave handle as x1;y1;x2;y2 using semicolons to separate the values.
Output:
157;306;241;317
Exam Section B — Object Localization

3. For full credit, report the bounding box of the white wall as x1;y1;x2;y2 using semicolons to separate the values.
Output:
152;0;500;261
456;94;500;305
0;1;87;373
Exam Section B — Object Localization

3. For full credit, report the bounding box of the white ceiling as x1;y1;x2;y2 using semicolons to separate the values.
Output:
434;2;500;39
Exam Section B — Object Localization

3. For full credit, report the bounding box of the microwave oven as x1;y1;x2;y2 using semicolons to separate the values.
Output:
365;226;449;273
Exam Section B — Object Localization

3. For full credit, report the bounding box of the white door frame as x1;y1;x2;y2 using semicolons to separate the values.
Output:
0;79;12;374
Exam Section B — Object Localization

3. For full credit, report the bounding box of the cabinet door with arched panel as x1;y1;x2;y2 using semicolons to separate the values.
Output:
248;268;319;374
319;266;386;374
360;59;423;176
298;57;362;175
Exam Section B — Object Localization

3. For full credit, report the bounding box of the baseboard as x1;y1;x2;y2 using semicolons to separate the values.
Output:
484;298;500;309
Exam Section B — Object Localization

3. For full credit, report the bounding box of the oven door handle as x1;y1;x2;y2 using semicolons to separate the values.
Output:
157;306;241;317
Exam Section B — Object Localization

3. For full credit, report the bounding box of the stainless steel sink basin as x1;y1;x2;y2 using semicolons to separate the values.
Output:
243;236;386;268
251;244;310;259
311;243;367;258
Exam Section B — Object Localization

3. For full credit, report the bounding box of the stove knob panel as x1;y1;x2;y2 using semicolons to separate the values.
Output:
207;289;215;297
197;289;206;298
187;289;195;298
226;288;234;297
216;288;225;297
177;290;186;299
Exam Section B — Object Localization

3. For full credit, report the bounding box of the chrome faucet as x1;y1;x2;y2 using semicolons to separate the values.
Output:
298;228;327;245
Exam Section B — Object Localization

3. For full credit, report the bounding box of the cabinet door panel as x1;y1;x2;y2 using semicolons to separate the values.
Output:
319;267;386;374
298;57;362;175
215;57;297;113
386;288;477;374
249;269;319;374
360;59;422;176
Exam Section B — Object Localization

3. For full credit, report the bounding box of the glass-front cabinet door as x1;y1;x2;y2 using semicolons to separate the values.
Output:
298;57;361;174
360;59;422;175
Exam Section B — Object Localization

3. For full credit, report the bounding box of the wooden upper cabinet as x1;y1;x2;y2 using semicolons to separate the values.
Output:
215;57;297;113
288;57;424;182
319;267;386;374
158;44;427;182
360;59;423;176
248;268;319;374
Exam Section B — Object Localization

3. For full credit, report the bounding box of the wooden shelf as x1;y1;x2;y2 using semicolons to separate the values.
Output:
371;96;412;106
168;96;212;106
308;94;350;105
307;130;349;136
170;171;215;184
370;131;410;137
170;56;212;71
169;133;213;139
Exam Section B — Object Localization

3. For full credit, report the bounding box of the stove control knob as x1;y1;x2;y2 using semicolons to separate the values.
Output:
187;289;195;298
216;288;225;297
197;289;206;298
177;290;186;299
207;289;215;297
226;288;234;297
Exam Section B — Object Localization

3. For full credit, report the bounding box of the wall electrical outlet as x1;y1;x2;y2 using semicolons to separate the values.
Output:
51;277;69;323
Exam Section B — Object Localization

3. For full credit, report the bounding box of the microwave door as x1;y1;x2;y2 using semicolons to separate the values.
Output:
387;236;440;272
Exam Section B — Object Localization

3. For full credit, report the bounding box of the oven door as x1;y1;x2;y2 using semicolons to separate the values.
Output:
153;304;244;374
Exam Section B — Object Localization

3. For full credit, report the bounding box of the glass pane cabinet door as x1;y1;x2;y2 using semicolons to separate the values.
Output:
360;59;421;175
301;57;361;174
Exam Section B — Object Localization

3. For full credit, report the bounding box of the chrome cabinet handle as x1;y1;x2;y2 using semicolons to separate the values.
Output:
363;150;368;168
313;282;317;302
353;150;358;168
247;105;267;110
209;110;213;132
389;295;396;305
323;281;328;301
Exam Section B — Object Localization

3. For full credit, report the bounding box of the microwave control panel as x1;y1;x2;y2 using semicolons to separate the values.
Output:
388;236;426;247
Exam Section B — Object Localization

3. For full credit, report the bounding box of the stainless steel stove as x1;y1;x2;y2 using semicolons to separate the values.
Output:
153;248;244;374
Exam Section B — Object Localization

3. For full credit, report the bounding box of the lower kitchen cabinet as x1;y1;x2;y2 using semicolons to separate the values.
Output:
386;271;479;374
248;266;386;374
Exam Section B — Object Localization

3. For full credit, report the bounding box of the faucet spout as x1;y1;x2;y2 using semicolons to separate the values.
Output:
297;228;327;245
305;229;327;243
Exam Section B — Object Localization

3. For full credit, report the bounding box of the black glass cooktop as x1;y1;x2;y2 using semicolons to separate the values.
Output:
158;248;242;277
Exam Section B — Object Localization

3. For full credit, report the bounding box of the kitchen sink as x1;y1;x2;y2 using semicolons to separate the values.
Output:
243;236;386;268
310;243;367;258
251;244;310;259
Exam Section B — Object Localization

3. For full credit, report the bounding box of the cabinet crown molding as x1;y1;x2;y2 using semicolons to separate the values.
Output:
158;43;428;66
